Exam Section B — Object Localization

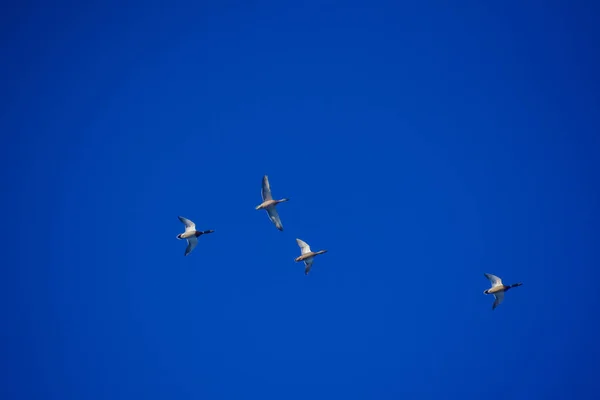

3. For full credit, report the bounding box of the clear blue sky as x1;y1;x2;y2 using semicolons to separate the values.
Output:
2;1;599;399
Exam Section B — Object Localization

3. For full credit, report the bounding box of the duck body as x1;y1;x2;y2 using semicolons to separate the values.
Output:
295;238;328;275
483;273;523;310
294;251;327;263
255;199;288;210
256;175;289;231
176;216;215;256
483;283;521;295
177;230;214;240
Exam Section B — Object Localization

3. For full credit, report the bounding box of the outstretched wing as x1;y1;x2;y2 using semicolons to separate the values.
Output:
492;291;505;310
484;273;503;287
178;216;196;232
304;260;313;275
261;175;273;201
296;238;311;255
185;236;198;256
266;206;283;231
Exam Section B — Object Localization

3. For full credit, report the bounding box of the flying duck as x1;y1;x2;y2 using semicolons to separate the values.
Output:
255;175;289;231
176;216;214;256
483;273;523;310
295;238;328;275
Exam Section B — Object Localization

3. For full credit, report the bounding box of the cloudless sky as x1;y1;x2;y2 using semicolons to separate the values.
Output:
2;1;599;399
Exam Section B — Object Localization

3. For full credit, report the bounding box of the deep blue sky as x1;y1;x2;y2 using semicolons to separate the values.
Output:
2;1;599;399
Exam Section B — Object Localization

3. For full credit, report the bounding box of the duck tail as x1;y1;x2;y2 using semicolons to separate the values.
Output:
176;234;183;240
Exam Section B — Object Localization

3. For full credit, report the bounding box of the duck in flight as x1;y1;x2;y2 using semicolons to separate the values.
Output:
295;238;328;275
176;216;214;256
483;273;523;310
255;175;289;231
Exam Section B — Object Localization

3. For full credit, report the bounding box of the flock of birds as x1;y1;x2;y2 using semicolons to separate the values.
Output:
175;175;523;310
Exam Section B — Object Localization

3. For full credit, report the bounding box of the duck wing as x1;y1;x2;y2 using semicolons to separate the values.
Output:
178;216;196;233
304;260;313;275
185;236;198;256
484;273;503;287
261;175;273;201
296;238;311;255
492;291;505;310
266;205;283;231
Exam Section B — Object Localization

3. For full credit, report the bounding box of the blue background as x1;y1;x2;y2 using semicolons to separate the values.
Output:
2;1;599;399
